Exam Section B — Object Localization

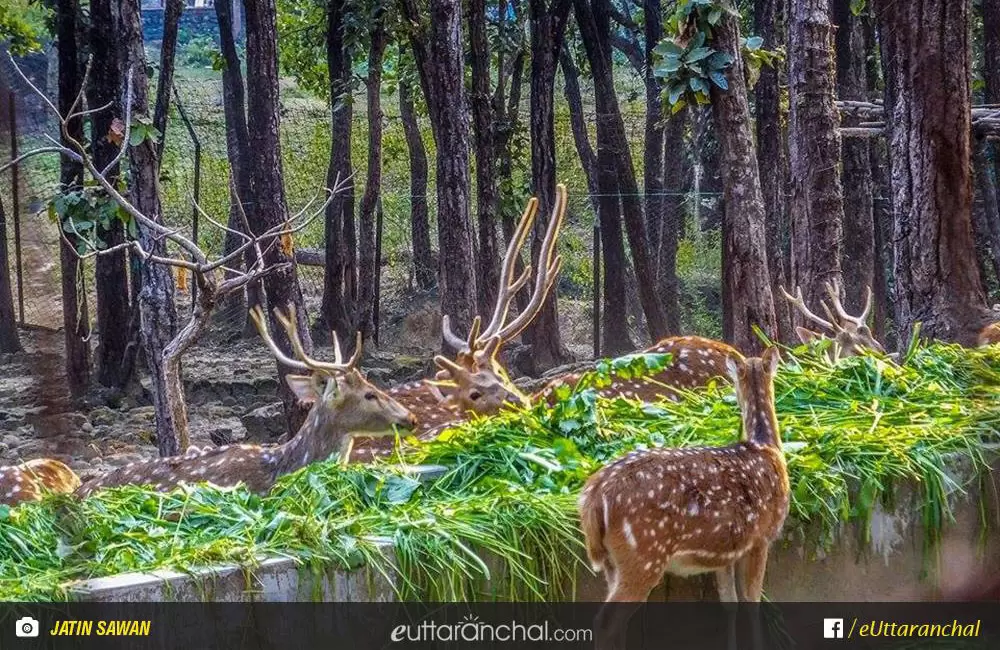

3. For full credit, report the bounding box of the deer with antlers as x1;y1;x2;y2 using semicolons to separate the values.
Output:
0;459;81;506
780;279;884;360
579;347;787;648
349;185;567;461
77;306;415;497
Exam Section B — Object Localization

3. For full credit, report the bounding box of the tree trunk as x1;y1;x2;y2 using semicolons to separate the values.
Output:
400;0;478;344
121;0;182;455
875;0;989;344
788;0;844;321
0;196;20;353
754;0;788;339
866;13;891;343
525;0;573;367
708;11;776;354
355;9;386;339
244;0;313;431
57;0;89;390
559;47;600;212
215;0;254;329
658;108;684;334
398;77;434;290
469;0;501;317
981;0;1000;292
832;0;876;318
318;0;356;341
574;0;667;343
152;0;184;161
90;0;131;389
974;140;1000;291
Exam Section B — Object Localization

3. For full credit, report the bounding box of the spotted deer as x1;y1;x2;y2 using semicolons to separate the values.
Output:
77;306;416;497
532;336;742;406
0;459;81;506
350;185;567;461
978;307;1000;346
579;348;787;648
780;280;884;360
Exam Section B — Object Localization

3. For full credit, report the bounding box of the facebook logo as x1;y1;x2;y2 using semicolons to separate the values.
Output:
824;618;845;639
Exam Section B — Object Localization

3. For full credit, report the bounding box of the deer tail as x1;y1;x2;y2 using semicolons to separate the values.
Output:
578;483;608;573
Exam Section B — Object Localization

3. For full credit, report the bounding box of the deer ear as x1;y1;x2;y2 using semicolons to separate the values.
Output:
795;326;822;344
725;355;740;381
286;374;319;404
762;347;781;374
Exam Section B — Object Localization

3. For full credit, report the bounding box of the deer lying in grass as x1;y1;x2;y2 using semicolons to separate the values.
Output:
579;347;787;649
350;185;567;461
780;280;884;360
533;336;743;406
77;306;416;497
0;459;81;506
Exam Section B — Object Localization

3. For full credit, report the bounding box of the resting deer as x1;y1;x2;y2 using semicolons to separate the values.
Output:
351;185;567;461
78;306;416;497
579;347;787;649
979;307;1000;346
533;336;742;406
0;459;81;506
780;279;884;360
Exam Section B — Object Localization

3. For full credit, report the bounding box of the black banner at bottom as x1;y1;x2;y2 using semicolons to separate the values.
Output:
0;602;996;650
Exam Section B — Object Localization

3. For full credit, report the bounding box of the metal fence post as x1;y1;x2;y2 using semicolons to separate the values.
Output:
592;222;601;359
8;94;23;325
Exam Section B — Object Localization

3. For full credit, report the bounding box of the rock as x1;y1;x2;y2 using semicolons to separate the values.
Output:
29;412;90;437
241;402;286;443
221;396;238;407
89;406;118;426
210;427;237;447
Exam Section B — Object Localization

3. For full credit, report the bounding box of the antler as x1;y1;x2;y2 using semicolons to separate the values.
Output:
441;183;567;355
250;304;362;376
779;285;840;333
824;279;873;329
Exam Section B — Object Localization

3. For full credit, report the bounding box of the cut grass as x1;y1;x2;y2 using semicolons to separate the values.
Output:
1;341;999;601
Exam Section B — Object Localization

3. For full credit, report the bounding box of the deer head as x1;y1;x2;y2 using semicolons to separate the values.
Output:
434;184;568;414
780;279;883;360
1;459;81;506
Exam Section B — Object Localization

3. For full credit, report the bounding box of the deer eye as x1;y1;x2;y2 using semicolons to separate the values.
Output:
468;390;482;401
364;392;378;401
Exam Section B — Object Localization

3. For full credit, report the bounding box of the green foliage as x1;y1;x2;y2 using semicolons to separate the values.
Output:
48;188;137;254
179;35;223;69
0;0;50;55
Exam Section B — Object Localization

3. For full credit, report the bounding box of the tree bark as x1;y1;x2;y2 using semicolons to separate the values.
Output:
355;9;386;339
0;196;18;354
788;0;844;321
981;0;1000;291
121;0;182;455
708;10;776;353
525;0;573;367
754;0;788;338
974;139;1000;288
865;13;891;343
875;0;989;344
832;0;876;319
574;0;667;343
400;0;478;345
244;0;313;431
469;0;501;317
90;0;131;389
559;46;600;212
153;0;184;161
398;77;434;290
318;0;356;341
658;108;684;334
57;0;89;389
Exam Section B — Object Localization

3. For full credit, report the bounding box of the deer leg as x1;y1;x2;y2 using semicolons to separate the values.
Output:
716;566;739;650
736;543;770;650
595;565;654;650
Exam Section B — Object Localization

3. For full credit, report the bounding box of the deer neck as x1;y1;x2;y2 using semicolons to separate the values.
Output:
738;373;780;447
272;407;347;477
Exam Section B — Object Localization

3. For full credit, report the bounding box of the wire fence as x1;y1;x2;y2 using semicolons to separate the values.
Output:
1;59;731;357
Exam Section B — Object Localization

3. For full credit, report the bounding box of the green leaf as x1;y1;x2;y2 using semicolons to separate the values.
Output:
128;127;147;147
745;36;764;51
667;82;686;105
684;47;713;63
709;70;729;90
671;98;688;114
384;475;421;504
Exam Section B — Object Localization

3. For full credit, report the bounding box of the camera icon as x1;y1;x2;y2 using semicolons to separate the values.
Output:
15;617;39;638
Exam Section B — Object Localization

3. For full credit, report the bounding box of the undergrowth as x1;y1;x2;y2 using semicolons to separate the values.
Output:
1;342;999;601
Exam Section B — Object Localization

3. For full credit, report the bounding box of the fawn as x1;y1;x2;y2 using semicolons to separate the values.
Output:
77;306;416;497
350;185;567;461
579;347;787;648
780;280;884;359
533;336;742;406
0;458;81;506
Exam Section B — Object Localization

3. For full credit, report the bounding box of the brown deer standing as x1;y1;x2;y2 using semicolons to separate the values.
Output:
780;280;884;359
77;306;416;497
532;336;742;406
579;348;787;649
0;459;81;506
350;184;567;461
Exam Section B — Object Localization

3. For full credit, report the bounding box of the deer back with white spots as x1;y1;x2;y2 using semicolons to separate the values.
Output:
577;348;788;646
533;336;742;406
780;279;884;360
978;307;1000;347
0;459;81;506
77;306;416;497
352;185;568;461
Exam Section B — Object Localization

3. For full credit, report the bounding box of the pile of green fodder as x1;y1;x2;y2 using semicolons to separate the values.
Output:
1;341;999;602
